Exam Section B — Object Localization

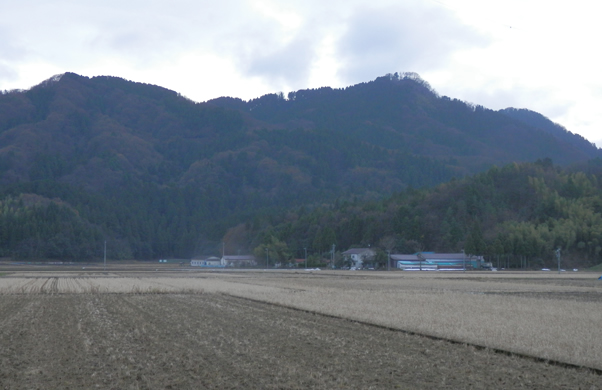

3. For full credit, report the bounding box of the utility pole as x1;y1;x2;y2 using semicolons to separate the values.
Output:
462;249;465;273
331;244;335;269
387;250;390;271
103;241;107;272
304;247;307;269
556;248;561;274
265;247;269;269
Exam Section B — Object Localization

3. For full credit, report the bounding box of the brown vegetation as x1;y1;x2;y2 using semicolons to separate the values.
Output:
0;267;601;388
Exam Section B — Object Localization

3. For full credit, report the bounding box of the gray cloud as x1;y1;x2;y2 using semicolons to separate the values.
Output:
82;1;318;87
336;4;489;84
2;0;249;68
0;25;27;86
0;64;18;87
0;28;26;61
205;3;325;90
243;35;317;88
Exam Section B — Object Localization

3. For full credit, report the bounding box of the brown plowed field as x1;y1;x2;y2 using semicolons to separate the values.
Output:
1;268;602;388
0;291;600;389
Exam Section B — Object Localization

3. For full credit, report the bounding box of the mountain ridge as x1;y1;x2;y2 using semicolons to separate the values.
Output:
0;72;600;260
209;73;600;168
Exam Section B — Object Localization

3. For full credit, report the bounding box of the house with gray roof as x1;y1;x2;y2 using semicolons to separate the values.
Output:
342;248;376;269
221;255;257;267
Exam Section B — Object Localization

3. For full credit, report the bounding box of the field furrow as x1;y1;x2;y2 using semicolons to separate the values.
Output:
0;268;601;388
0;293;600;389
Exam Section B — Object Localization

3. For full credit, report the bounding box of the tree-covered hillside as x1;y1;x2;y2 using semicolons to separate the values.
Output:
0;73;455;259
245;159;602;269
0;72;600;261
500;107;598;154
210;73;601;170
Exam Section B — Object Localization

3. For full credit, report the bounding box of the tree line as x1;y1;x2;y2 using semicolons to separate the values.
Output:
242;159;602;269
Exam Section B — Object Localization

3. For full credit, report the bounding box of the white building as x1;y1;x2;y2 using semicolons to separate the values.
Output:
190;256;223;267
342;248;376;269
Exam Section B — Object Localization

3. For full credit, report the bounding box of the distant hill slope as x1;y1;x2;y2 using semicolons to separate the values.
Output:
209;73;600;170
0;72;599;260
256;159;602;269
499;107;599;157
0;73;245;190
0;72;461;195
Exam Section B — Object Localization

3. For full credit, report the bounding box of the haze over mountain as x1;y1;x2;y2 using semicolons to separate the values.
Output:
0;72;599;260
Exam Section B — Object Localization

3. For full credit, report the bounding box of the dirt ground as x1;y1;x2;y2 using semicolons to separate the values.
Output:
0;292;600;389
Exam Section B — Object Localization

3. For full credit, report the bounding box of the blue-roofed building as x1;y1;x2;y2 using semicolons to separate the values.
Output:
391;252;489;270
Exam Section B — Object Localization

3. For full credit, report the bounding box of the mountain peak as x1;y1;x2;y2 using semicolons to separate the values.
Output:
32;73;73;90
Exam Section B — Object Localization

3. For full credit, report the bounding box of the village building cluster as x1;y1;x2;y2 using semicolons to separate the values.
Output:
188;248;491;270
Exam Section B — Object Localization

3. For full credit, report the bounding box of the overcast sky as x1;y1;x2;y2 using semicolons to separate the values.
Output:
1;0;601;147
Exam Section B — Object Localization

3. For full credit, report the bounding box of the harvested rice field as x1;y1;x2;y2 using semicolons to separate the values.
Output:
0;264;601;389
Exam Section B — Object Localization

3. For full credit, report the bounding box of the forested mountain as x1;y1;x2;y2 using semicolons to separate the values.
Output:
500;107;599;157
0;72;599;261
210;73;600;169
248;159;602;269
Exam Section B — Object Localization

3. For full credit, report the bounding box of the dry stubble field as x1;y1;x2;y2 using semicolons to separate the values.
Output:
0;264;601;389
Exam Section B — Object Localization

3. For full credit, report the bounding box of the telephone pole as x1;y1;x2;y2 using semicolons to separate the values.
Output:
331;244;336;269
265;247;269;269
304;247;307;269
387;250;390;271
